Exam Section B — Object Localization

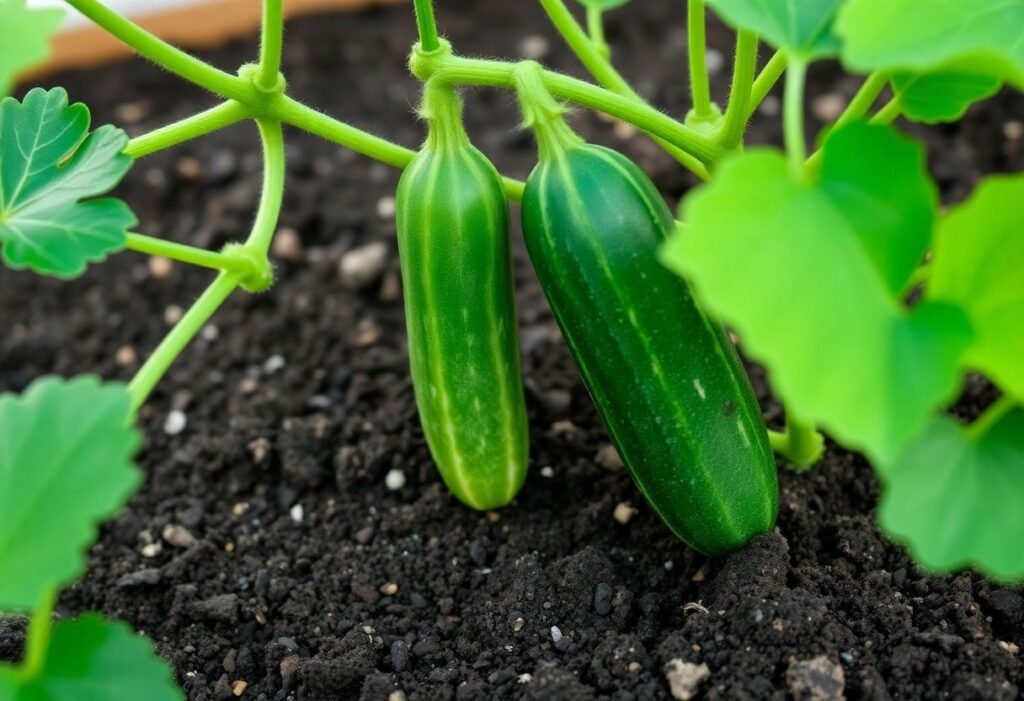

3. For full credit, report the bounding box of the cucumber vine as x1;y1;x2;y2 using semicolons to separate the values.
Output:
2;0;1024;696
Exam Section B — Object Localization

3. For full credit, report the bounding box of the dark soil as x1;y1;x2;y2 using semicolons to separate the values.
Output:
3;1;1024;699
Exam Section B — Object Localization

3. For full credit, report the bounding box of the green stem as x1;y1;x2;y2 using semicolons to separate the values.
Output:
687;0;713;120
128;272;241;411
416;52;725;165
271;95;526;199
413;0;441;52
586;6;609;58
871;96;903;125
64;0;251;102
536;0;709;178
125;101;250;159
969;396;1018;439
257;0;285;91
125;233;257;274
783;57;807;175
773;410;825;469
249;119;286;254
748;50;787;118
17;588;56;681
718;30;758;148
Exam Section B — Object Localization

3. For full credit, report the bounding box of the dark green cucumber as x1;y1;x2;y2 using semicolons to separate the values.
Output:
521;138;778;555
395;83;529;510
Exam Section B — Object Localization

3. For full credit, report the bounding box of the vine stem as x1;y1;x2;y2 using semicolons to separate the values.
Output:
63;0;252;102
718;30;758;148
536;0;710;178
417;52;725;165
585;6;608;58
248;118;286;254
17;588;56;681
783;57;807;175
687;0;713;120
125;101;250;159
771;411;825;470
125;233;257;274
748;51;786;118
968;396;1017;440
413;0;441;52
257;0;285;90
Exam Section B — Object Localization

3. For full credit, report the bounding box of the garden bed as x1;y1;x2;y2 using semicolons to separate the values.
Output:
3;0;1024;699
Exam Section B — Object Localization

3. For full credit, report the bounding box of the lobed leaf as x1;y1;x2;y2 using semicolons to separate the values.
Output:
876;408;1024;582
0;376;141;612
0;0;63;97
891;72;1002;124
0;87;135;278
664;122;973;462
928;176;1024;401
706;0;844;59
0;615;182;701
838;0;1024;89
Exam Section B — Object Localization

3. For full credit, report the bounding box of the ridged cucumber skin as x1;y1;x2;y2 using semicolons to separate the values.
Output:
396;144;530;511
521;144;778;555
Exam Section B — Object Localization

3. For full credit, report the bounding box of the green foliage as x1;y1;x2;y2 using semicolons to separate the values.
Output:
0;376;140;612
706;0;844;59
877;407;1024;582
0;88;135;278
0;0;63;97
838;0;1024;88
891;72;1002;124
928;176;1024;402
0;615;182;701
574;0;630;10
664;123;973;462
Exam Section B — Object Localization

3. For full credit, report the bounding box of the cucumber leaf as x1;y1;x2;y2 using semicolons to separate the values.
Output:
876;407;1024;582
0;377;141;612
0;88;135;278
0;0;63;97
891;72;1002;124
706;0;844;60
0;615;182;701
574;0;630;10
664;122;973;462
838;0;1024;89
927;176;1024;402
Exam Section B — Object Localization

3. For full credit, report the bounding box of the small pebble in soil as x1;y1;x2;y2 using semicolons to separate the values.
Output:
162;524;196;548
148;256;174;279
248;438;271;465
786;655;845;701
376;196;396;219
380;582;399;596
664;660;711;701
595;443;624;471
540;466;555;478
519;34;550;59
760;95;781;117
1004;120;1024;141
388;692;407;701
594;583;613;616
289;504;304;523
230;680;247;697
705;48;724;74
409;592;429;609
263;355;286;374
140;542;162;558
114;345;137;367
613;502;639;525
163;410;187;437
390;640;410;672
272;227;305;263
163;304;183;325
339;241;389;291
116;568;162;588
385;468;406;491
811;93;846;123
176;156;202;181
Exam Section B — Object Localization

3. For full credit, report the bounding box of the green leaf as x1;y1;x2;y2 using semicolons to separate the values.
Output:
574;0;630;10
891;72;1002;124
706;0;844;59
0;87;135;278
0;615;182;701
0;376;141;612
0;0;63;97
664;122;973;461
838;0;1024;89
927;176;1024;401
877;407;1024;582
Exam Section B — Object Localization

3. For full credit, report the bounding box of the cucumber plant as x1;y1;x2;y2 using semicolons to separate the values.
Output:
2;0;1023;694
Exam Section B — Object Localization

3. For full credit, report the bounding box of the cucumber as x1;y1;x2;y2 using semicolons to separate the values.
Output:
520;126;778;554
395;82;529;510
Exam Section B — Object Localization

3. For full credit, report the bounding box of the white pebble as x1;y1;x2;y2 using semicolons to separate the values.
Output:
519;35;550;60
290;504;304;523
201;324;219;341
760;95;781;117
376;196;396;219
705;48;725;74
540;466;555;478
550;626;563;643
385;468;407;491
339;242;389;291
141;543;162;558
164;410;187;436
263;354;286;374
